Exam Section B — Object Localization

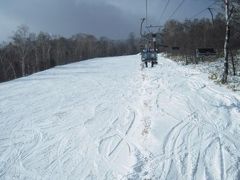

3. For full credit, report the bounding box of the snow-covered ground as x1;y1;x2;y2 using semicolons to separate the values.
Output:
183;56;240;92
1;54;240;179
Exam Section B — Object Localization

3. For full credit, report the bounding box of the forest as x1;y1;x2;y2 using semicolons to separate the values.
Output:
161;14;240;58
0;28;138;82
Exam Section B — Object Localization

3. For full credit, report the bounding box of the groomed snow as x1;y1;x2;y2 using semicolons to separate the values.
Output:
1;54;240;179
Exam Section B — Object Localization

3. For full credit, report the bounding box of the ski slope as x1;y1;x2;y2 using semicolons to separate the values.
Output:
1;54;240;179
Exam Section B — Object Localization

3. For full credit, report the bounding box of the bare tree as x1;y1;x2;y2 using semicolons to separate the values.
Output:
0;47;8;81
0;44;17;81
221;0;235;83
12;25;31;76
34;32;52;71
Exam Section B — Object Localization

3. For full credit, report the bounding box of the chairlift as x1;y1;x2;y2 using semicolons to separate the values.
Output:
139;0;162;68
159;44;169;48
195;48;217;61
172;47;180;50
196;48;216;57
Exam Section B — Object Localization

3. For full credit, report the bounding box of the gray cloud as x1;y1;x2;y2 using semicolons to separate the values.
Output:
0;0;217;42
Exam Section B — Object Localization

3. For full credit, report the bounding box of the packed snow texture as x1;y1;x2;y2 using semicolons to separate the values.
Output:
195;57;240;92
1;54;240;179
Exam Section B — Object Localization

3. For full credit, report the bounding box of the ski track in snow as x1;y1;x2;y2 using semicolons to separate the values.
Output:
1;54;240;179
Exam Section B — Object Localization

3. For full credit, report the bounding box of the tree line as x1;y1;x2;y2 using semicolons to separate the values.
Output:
160;14;239;57
0;26;139;83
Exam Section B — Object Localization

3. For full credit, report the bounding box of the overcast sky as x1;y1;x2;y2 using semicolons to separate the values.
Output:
0;0;217;42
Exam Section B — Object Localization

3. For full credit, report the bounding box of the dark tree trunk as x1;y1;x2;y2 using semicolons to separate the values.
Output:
9;62;17;79
21;58;25;77
230;49;236;76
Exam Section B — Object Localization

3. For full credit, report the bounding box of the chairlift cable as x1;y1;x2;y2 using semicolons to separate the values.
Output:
167;0;186;20
159;0;171;24
189;1;218;20
190;9;208;20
